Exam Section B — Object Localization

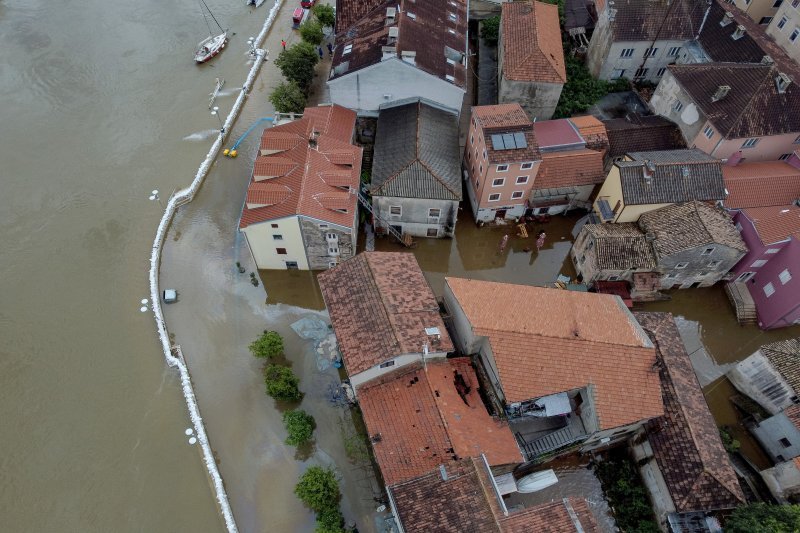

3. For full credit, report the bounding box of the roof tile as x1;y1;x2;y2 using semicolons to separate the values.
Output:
501;1;566;84
638;201;747;255
723;162;800;209
741;205;800;244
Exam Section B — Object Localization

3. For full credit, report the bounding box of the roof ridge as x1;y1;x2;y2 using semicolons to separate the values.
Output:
416;157;462;199
477;326;651;350
725;66;775;137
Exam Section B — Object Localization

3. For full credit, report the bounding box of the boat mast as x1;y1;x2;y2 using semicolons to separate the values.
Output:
200;0;225;34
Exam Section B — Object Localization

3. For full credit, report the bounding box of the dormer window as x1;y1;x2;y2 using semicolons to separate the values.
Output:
343;44;352;55
448;12;457;21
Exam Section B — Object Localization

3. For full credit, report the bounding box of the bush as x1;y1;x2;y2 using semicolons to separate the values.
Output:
295;466;341;514
283;409;316;446
275;42;320;91
480;16;500;46
553;56;626;118
720;426;741;454
313;4;336;29
300;20;324;46
594;454;659;532
249;330;285;359
264;364;302;402
725;503;800;533
315;506;345;533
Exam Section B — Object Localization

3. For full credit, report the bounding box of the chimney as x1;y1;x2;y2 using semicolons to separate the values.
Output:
388;26;399;43
401;50;416;65
711;85;731;102
776;72;792;94
762;55;774;65
720;11;734;27
309;130;319;149
643;160;656;183
732;25;746;40
386;6;396;25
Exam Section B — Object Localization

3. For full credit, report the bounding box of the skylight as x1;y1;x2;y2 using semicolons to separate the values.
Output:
490;132;527;150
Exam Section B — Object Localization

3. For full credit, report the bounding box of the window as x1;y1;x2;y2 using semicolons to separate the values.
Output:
285;261;299;269
328;261;337;268
780;269;792;284
779;153;791;160
318;224;328;229
793;0;799;7
476;179;480;189
488;193;501;202
708;260;722;267
445;74;455;82
701;247;715;255
644;47;658;57
741;138;759;148
791;28;800;43
773;0;783;6
737;271;756;282
634;67;649;78
448;12;457;21
699;271;709;277
675;262;689;269
760;16;773;24
272;234;284;241
271;223;279;228
427;228;439;237
343;44;352;55
666;273;678;278
703;126;714;139
766;248;780;254
795;134;800;144
611;69;626;79
736;222;743;231
479;164;483;174
667;46;681;56
516;175;529;184
608;275;620;281
751;259;768;267
521;162;534;170
428;208;441;219
328;246;339;255
276;248;287;255
496;164;508;172
673;100;684;112
781;438;792;448
379;360;396;369
326;233;338;240
657;67;667;77
483;150;487;160
390;206;402;216
778;16;789;29
620;48;634;58
492;178;505;187
511;191;524;199
764;282;776;297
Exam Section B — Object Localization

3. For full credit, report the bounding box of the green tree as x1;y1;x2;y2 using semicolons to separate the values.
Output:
481;16;500;46
264;364;302;402
553;56;627;118
719;426;742;454
269;81;307;113
313;4;336;29
275;42;320;91
300;19;325;46
725;503;800;533
294;466;341;514
315;506;345;533
249;330;285;359
283;409;316;446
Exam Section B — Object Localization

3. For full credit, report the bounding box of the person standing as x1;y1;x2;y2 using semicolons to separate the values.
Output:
281;39;286;50
536;231;547;251
317;46;324;58
327;43;333;56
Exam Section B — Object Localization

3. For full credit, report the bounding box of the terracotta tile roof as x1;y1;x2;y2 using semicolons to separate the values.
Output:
359;360;522;485
570;116;609;154
501;1;566;84
371;101;462;201
638;201;747;256
619;150;726;205
580;223;657;270
723;162;800;209
501;498;600;533
239;105;362;229
741;205;800;244
389;458;502;532
472;104;532;129
759;339;800;393
331;0;468;88
785;404;800;432
534;148;606;189
317;252;453;376
668;62;800;139
445;278;662;429
608;0;705;42
603;115;686;159
635;312;745;512
389;457;600;533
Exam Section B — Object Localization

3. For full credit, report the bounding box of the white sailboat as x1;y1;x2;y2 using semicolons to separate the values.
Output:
195;0;228;64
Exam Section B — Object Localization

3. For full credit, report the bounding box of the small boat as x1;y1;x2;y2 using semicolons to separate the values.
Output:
195;32;228;63
515;469;558;493
195;0;228;64
247;0;267;7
